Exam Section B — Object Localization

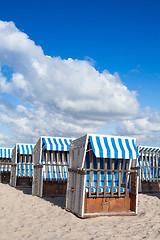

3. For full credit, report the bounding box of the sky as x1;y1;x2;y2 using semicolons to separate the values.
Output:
0;0;160;147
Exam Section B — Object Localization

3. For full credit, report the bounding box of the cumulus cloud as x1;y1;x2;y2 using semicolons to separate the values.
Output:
0;20;159;147
114;107;160;146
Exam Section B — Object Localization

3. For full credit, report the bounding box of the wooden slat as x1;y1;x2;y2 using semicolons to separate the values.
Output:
118;160;121;197
89;150;93;198
56;152;59;181
53;151;56;180
111;159;114;197
9;158;11;171
4;158;6;171
26;155;28;176
51;151;53;180
149;153;151;181
152;154;155;181
24;155;26;176
66;151;69;180
121;159;125;185
145;154;148;181
104;158;107;197
29;155;31;176
66;152;69;164
61;152;64;180
125;159;129;196
141;153;144;180
3;159;5;171
96;158;100;198
153;154;156;180
20;155;22;176
4;159;7;171
156;154;158;181
45;151;48;180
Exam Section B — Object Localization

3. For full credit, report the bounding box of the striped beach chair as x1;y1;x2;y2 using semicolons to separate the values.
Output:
0;148;13;183
10;143;35;187
138;146;160;192
32;136;74;197
66;134;139;218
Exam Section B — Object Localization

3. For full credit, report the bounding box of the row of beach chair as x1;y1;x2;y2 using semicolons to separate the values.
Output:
0;134;160;218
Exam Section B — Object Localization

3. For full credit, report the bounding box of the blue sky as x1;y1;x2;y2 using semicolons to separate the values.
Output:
0;0;160;147
1;0;160;108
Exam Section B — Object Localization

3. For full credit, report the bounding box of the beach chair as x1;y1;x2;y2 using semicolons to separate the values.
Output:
138;146;160;192
10;143;35;187
32;136;74;197
0;148;13;183
65;134;139;218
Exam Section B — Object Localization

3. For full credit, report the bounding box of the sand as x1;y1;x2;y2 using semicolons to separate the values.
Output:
0;183;160;240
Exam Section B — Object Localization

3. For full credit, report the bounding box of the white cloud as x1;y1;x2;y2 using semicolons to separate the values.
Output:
0;20;159;147
114;107;160;146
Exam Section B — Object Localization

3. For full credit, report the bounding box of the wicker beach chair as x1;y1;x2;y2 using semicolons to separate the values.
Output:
32;136;74;197
138;146;160;192
66;134;139;218
0;148;13;183
10;143;35;187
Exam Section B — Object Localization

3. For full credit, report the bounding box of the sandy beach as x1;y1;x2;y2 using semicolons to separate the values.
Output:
0;183;159;240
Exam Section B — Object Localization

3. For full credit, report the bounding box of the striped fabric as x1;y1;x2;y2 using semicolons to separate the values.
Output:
85;152;130;194
0;148;13;158
139;146;160;154
42;137;74;151
17;144;35;154
138;146;160;181
0;148;13;173
89;135;138;159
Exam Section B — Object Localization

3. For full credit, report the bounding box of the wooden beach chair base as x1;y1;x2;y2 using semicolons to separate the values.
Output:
17;176;32;187
43;181;67;197
141;181;160;193
81;170;138;218
66;192;137;219
83;192;137;218
0;172;10;183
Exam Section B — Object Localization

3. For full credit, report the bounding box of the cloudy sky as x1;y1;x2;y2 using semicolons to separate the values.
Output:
0;0;160;147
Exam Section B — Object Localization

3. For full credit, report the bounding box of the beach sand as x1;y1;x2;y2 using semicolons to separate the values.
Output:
0;183;159;240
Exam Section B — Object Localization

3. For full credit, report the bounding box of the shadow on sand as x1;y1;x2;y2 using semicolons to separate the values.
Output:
145;192;160;199
13;184;66;209
15;185;32;195
42;196;66;209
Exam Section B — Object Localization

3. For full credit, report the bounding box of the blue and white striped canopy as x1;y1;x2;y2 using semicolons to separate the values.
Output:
89;135;138;159
0;148;13;158
17;144;35;155
138;146;160;154
42;137;74;151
